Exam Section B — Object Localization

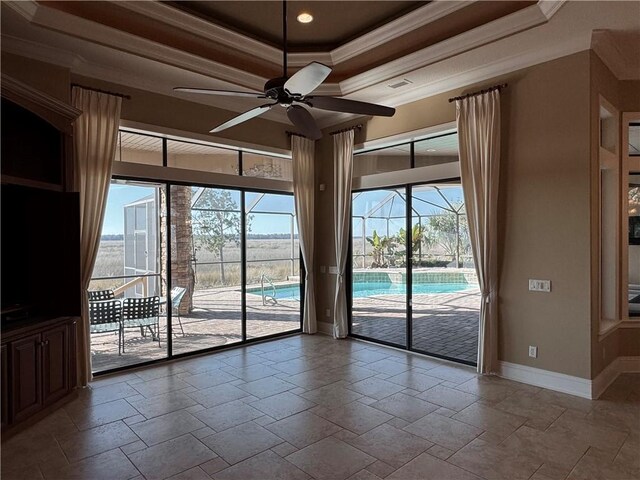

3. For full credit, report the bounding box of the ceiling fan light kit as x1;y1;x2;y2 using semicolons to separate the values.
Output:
174;1;395;140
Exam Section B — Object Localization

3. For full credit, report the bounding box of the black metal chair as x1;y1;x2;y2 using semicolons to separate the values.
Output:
122;296;161;347
88;290;115;301
170;287;187;337
88;299;123;355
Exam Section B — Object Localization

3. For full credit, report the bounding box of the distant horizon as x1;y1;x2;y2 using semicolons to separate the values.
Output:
102;184;296;236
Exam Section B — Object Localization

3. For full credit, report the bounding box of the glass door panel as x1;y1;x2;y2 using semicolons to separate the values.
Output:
410;184;480;364
244;192;301;338
90;180;167;373
171;186;243;354
351;188;407;347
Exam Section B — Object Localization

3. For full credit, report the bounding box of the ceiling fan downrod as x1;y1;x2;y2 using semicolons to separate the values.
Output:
282;0;288;78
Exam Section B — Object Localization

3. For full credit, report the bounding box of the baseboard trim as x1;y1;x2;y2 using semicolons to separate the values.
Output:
498;361;592;399
317;321;333;336
500;356;640;400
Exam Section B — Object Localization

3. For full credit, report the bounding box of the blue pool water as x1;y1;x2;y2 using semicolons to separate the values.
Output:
247;282;472;301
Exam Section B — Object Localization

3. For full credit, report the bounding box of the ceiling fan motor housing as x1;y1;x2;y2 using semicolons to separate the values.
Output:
264;76;296;102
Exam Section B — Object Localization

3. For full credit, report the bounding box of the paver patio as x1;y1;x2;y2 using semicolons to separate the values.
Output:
91;284;480;372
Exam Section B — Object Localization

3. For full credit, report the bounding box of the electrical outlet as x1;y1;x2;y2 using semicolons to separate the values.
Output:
528;279;551;292
528;346;538;358
325;309;331;318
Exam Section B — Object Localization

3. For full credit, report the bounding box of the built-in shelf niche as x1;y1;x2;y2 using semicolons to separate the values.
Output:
598;97;619;332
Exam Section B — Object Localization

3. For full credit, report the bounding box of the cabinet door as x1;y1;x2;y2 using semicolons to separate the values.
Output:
10;334;42;422
2;344;9;428
42;324;69;406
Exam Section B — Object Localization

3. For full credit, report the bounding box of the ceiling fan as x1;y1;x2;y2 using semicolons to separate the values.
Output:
174;1;395;140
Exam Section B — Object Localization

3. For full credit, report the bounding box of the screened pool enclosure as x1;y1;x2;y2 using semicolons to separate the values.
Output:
350;183;480;365
90;173;301;373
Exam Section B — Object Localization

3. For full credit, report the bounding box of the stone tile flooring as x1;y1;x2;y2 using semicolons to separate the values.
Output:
352;288;481;363
3;334;638;480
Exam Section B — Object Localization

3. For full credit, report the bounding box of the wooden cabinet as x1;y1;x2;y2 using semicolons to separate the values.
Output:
42;324;69;405
10;333;42;423
2;317;77;433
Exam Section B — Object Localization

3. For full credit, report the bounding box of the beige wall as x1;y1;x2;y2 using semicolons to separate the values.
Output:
497;52;592;378
315;52;596;378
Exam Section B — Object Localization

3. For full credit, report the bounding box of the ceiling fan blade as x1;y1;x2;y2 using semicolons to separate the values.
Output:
306;96;395;117
284;62;332;97
175;87;264;98
211;104;273;133
287;105;322;140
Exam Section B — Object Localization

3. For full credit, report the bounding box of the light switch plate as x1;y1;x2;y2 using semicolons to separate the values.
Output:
529;346;538;358
529;279;551;292
328;266;339;274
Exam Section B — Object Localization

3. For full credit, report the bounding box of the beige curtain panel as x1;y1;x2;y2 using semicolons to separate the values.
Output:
72;87;122;386
292;135;317;334
333;130;355;338
456;89;501;374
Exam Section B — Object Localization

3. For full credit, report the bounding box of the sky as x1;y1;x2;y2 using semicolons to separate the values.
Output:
101;184;296;236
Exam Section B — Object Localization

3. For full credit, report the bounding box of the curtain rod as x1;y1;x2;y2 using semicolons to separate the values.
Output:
71;83;131;100
448;83;507;103
330;124;362;135
286;131;307;138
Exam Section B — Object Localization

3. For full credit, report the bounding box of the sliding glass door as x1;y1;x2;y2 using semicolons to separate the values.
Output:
90;180;168;372
351;189;408;347
91;181;302;374
410;184;479;364
171;186;244;355
245;192;301;339
350;182;480;365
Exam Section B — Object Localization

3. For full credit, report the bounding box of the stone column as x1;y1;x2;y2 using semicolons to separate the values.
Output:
161;186;194;314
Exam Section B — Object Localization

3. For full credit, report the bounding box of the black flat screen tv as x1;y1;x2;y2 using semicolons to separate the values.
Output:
1;184;81;322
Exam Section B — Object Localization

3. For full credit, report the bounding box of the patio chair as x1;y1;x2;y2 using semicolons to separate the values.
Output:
88;289;115;301
170;287;187;337
122;296;161;348
89;298;123;355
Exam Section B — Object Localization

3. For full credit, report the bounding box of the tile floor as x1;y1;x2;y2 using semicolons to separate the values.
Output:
2;334;639;480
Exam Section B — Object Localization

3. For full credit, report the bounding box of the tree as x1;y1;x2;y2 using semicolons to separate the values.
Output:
366;230;393;267
425;205;470;268
192;190;250;284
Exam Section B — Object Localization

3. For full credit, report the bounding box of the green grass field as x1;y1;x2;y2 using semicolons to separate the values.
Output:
91;238;300;291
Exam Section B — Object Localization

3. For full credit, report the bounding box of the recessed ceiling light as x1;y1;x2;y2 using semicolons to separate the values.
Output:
427;149;437;152
297;12;313;23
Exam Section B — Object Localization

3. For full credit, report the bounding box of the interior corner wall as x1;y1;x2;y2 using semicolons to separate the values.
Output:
315;51;594;379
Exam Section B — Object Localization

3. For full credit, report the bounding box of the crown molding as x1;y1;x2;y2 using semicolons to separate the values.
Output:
1;34;85;69
5;0;271;92
110;0;475;68
591;29;640;81
2;0;36;20
340;2;555;95
118;1;284;66
1;73;81;133
377;34;589;109
538;0;566;19
329;1;474;65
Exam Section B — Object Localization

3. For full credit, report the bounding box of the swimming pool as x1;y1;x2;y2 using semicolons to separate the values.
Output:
246;281;473;301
